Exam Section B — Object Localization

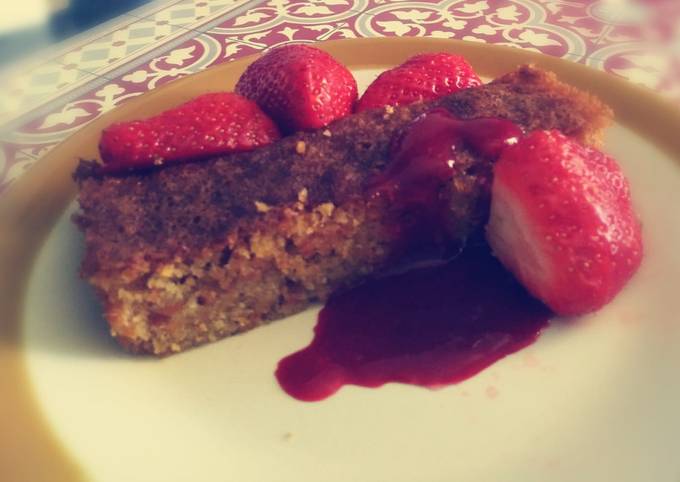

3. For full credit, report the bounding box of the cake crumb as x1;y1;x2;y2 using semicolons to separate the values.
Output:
295;140;306;155
453;177;468;192
170;343;181;352
282;432;293;441
254;200;270;213
322;129;332;137
297;188;308;204
316;202;335;217
382;105;396;119
235;247;252;259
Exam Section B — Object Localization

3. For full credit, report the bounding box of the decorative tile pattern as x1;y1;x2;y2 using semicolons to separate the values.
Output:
114;35;233;90
359;1;584;45
0;141;57;192
0;0;678;194
587;41;680;99
128;0;249;29
353;1;585;58
207;6;367;49
13;34;255;133
209;0;362;34
586;0;680;94
0;4;250;126
55;18;188;76
0;61;97;125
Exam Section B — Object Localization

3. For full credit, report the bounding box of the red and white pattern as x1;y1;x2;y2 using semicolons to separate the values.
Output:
0;0;678;193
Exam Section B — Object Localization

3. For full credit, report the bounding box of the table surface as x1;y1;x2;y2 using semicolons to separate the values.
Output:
0;0;678;195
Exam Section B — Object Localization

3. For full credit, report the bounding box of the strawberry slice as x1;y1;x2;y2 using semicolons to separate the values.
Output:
99;92;280;172
356;52;482;112
486;130;643;316
235;44;357;134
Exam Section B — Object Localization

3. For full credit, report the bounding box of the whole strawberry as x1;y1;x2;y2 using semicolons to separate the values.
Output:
486;130;643;316
235;44;357;134
99;92;280;172
356;52;482;112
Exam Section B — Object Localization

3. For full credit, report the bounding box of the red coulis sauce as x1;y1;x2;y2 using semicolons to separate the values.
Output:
369;108;524;246
276;109;551;402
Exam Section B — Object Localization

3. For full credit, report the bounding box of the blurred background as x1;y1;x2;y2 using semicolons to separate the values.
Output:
0;0;149;66
0;1;151;66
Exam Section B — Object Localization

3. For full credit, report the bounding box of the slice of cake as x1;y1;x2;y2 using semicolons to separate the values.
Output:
74;66;612;355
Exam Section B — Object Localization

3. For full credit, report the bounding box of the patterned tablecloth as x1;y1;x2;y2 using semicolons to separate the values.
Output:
0;0;678;194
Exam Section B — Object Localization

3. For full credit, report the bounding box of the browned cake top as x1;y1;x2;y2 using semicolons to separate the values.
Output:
74;66;611;266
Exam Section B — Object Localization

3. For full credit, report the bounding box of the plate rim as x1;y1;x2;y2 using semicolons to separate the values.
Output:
1;36;679;482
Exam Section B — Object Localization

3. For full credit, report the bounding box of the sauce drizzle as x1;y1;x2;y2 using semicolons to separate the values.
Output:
276;110;549;402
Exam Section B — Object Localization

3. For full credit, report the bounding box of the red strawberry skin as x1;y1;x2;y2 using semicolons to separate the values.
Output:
99;92;280;171
356;53;482;112
235;44;357;134
486;130;643;316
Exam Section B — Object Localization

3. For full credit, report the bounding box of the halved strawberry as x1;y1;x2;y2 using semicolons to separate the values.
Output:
99;92;280;172
356;52;481;112
235;44;357;134
486;130;643;316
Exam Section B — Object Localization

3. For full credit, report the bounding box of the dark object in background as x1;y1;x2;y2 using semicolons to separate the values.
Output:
0;0;151;66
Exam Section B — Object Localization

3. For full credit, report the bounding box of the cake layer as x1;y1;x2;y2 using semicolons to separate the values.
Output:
74;66;612;355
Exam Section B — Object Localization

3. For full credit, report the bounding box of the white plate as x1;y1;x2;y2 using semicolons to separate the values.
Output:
3;38;680;482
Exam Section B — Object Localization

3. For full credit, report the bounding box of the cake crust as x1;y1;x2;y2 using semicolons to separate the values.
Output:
74;66;613;355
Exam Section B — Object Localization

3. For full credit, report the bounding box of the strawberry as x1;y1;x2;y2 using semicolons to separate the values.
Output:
235;44;357;134
486;130;643;316
99;92;280;171
356;52;482;112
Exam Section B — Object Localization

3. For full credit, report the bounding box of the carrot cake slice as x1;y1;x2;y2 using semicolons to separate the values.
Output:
74;66;612;355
